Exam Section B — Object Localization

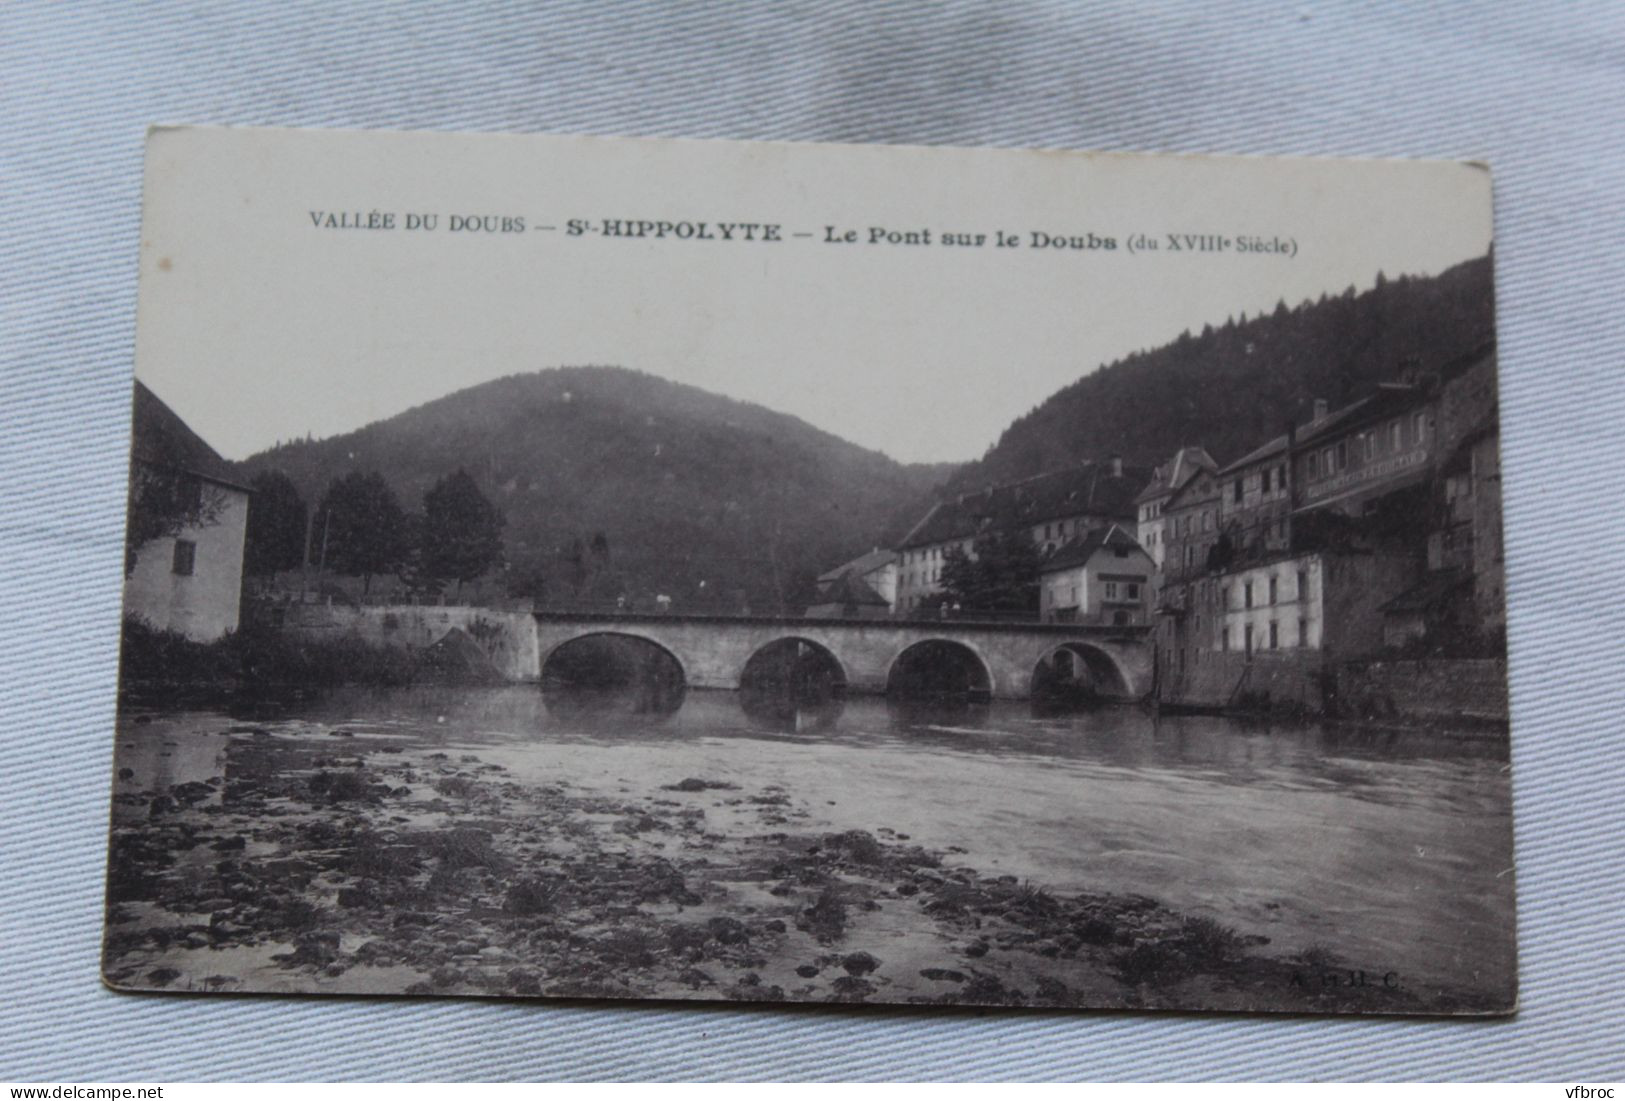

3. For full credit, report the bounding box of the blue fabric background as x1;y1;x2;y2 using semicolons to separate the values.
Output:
3;0;1622;1081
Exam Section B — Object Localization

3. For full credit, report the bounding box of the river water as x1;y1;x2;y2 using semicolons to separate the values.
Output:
109;685;1516;1008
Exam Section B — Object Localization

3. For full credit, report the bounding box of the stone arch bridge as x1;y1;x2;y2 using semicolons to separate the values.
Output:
532;612;1154;701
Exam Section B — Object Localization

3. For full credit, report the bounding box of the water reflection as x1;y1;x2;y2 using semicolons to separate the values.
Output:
738;685;846;734
213;683;1507;777
539;634;685;721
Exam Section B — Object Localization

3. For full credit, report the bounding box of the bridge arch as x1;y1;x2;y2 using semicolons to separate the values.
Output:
538;630;688;715
738;636;848;696
1032;639;1134;701
885;637;995;699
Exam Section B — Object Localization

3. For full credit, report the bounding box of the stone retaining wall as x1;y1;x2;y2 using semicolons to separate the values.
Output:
280;604;539;682
1159;649;1324;712
1331;658;1508;725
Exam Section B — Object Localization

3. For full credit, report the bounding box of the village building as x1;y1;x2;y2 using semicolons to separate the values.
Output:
1154;342;1503;710
1157;464;1224;589
813;547;898;610
803;570;893;620
1134;446;1216;570
1157;548;1419;710
1037;524;1154;626
123;381;251;641
1213;424;1299;564
894;458;1149;614
806;548;898;619
1383;343;1504;645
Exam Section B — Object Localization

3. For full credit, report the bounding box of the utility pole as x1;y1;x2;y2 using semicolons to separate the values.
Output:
317;508;332;599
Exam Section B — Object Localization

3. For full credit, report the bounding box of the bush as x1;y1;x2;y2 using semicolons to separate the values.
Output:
120;616;424;696
119;617;240;688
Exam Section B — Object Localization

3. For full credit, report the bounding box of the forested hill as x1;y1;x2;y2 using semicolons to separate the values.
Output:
949;253;1495;487
236;366;953;610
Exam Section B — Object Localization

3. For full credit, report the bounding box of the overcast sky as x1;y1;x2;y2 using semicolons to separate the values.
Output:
134;128;1493;465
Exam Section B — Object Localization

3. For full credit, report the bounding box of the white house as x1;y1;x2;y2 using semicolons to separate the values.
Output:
123;381;251;641
1038;523;1155;626
813;547;898;612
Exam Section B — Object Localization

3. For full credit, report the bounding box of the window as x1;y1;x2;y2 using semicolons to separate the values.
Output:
1307;452;1318;478
1336;440;1347;469
1322;447;1335;474
1104;581;1119;601
172;539;196;576
1390;420;1403;450
1244;624;1254;656
1127;582;1141;600
1298;617;1307;646
1234;479;1243;503
1297;569;1308;602
1221;628;1229;652
1413;411;1426;442
1244;581;1253;608
1269;621;1279;649
1269;576;1278;604
1221;585;1230;609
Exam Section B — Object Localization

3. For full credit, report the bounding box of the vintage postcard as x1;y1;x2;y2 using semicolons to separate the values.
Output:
105;126;1514;1014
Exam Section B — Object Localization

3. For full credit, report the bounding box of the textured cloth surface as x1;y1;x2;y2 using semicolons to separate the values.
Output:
3;0;1623;1082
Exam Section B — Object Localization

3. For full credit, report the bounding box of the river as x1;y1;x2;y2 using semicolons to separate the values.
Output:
104;685;1516;1012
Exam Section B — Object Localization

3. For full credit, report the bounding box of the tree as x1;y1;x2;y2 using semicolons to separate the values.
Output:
125;464;227;576
421;468;506;597
243;470;307;578
314;471;408;595
937;527;1043;614
506;554;549;605
392;512;442;601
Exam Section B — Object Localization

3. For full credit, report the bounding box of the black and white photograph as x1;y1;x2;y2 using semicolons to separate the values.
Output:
103;125;1514;1015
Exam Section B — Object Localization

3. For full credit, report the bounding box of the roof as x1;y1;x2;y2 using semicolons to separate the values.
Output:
130;380;248;490
1380;569;1470;615
811;570;891;607
817;547;897;582
899;460;1152;550
1134;446;1217;504
1039;523;1146;574
1218;379;1447;478
1217;397;1376;475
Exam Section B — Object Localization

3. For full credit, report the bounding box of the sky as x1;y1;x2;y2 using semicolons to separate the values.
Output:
134;127;1494;465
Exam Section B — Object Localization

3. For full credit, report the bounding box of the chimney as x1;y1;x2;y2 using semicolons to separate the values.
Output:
1109;454;1123;477
1312;398;1328;423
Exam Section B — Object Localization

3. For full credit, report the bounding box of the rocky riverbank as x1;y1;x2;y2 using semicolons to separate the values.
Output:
103;714;1499;1014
